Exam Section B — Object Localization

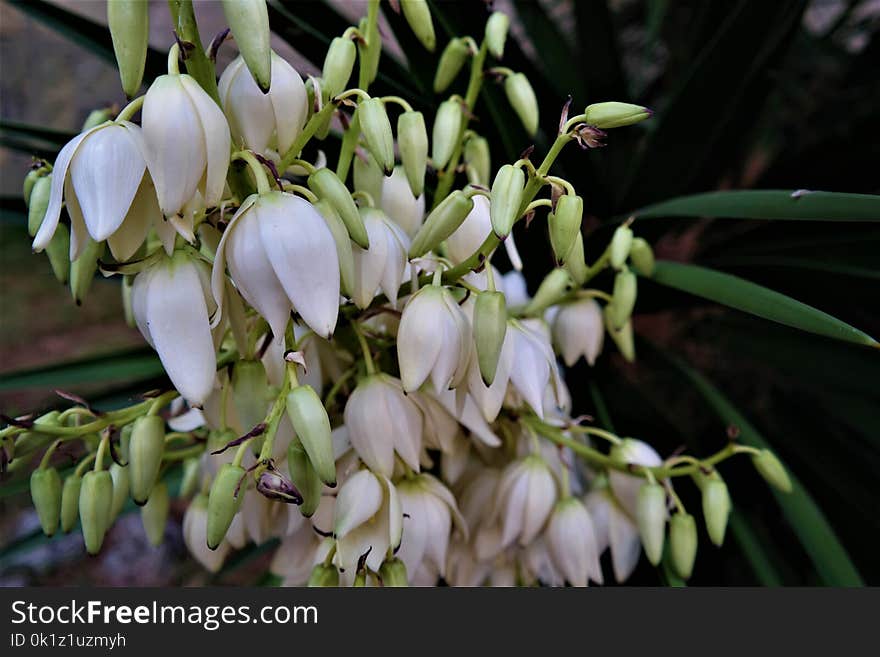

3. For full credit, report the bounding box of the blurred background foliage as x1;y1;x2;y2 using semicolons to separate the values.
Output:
0;0;878;586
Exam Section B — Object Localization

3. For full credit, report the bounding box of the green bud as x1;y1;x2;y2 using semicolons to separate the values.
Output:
752;449;792;493
128;415;165;505
27;174;51;237
81;107;115;131
60;473;82;533
608;269;637;330
609;225;633;270
485;12;510;59
79;470;113;554
433;38;469;93
285;385;336;486
232;359;270;435
504;73;539;136
353;151;385;203
629;237;655;276
463;135;490;186
179;457;200;500
565;232;588;286
119;423;133;463
523;268;572;317
141;480;169;547
398;111;428;197
353;570;367;587
358;98;395;174
358;13;382;86
669;513;698;579
409;189;473;258
31;467;62;537
23;164;50;207
308;563;339;587
379;557;408;586
549;195;583;265
702;477;731;546
308;168;369;249
322;37;356;100
221;0;272;92
584;102;652;129
490;164;525;238
287;438;323;517
206;463;246;549
315;199;355;296
109;462;130;522
636;482;667;566
401;0;436;51
13;411;61;459
432;98;463;170
46;224;71;285
473;291;508;385
70;239;104;306
108;0;149;98
603;304;635;362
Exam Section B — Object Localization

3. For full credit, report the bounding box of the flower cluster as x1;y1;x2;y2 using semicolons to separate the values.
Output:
8;0;792;586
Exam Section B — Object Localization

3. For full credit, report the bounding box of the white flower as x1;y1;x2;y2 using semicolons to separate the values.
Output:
444;195;521;268
397;285;472;392
503;319;565;418
545;497;603;586
585;489;642;583
219;52;308;156
271;525;332;586
380;165;425;237
552;298;605;366
350;208;410;309
211;191;340;340
520;537;564;586
183;494;228;573
132;251;217;406
608;438;663;518
497;455;557;548
32;121;162;262
343;374;422;477
142;73;231;218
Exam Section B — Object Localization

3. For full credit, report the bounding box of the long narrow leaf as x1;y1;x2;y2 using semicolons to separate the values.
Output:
709;256;880;280
727;511;785;586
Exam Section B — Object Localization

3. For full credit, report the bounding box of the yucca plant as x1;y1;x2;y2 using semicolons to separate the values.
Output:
0;0;877;586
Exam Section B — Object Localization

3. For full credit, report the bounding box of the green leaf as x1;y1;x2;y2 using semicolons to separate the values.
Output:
648;260;877;347
669;353;864;586
727;511;784;586
634;190;880;222
0;120;76;148
708;256;880;280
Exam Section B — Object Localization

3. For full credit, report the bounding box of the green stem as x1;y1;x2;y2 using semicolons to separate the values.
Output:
257;375;293;462
278;101;338;172
352;323;376;375
358;0;380;90
38;439;62;470
93;432;110;472
233;151;272;194
167;42;181;75
162;443;206;463
167;0;220;104
117;96;145;122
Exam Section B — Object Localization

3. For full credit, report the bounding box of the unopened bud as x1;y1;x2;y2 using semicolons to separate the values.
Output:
669;512;697;579
79;470;113;554
286;385;336;486
636;482;667;566
603;304;635;362
109;462;130;522
128;415;165;505
565;232;588;286
179;457;200;499
702;476;731;546
108;0;149;98
432;99;463;170
401;0;436;51
309;168;369;248
141;480;169;546
322;37;357;100
398;111;428;197
490;164;525;238
30;467;62;537
434;38;469;93
81;107;115;131
45;224;71;285
256;466;302;504
14;411;60;460
358;14;381;86
287;438;323;517
315;199;355;296
27;174;51;238
409;189;473;258
463;135;490;186
358;98;395;174
60;473;82;533
584;102;652;129
353;570;367;587
379;557;408;586
609;225;633;270
473;290;508;385
206;463;247;550
70;239;104;306
232;359;270;437
549;195;583;265
523;268;572;316
308;563;340;587
608;269;637;330
354;151;385;202
629;237;655;276
485;12;509;59
23;164;50;208
504;73;539;136
221;0;272;92
752;449;792;493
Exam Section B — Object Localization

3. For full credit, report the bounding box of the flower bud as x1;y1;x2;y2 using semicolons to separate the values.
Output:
179;457;200;500
109;462;130;522
669;512;697;579
256;466;302;503
221;0;272;92
629;237;655;276
307;563;339;587
608;269;637;330
81;107;115;131
504;73;539;136
523;268;572;317
23;164;49;208
27;174;51;237
409;189;473;258
549;195;583;265
584;102;652;129
473;290;508;385
232;359;270;436
553;298;604;367
13;411;60;459
322;37;356;100
398;111;428;197
358;13;382;86
108;0;149;98
287;438;323;517
401;0;436;51
128;415;165;505
463;135;490;186
485;12;509;59
358;98;395;174
30;467;62;537
434;38;469;93
45;223;71;285
206;463;247;550
603;305;635;362
379;557;409;586
432;98;463;169
286;385;336;486
308;168;369;248
69;239;103;307
636;482;667;566
752;449;792;493
702;476;731;546
141;480;169;547
490;164;525;238
79;470;113;554
353;152;385;203
609;225;633;269
565;232;588;286
60;473;82;533
315;199;355;296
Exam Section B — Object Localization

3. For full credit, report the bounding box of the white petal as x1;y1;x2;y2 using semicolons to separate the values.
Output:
269;53;308;154
384;380;423;472
65;177;90;261
131;265;156;347
397;289;444;391
520;465;556;544
609;501;641;583
223;56;274;153
381;166;425;237
350;213;389;308
180;75;231;207
397;488;429;576
334;469;383;538
344;379;396;477
445;195;490;264
379;217;411;306
107;174;156;261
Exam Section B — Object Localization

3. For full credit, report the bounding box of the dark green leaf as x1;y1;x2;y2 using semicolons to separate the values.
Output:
0;121;76;148
708;256;880;280
728;511;784;586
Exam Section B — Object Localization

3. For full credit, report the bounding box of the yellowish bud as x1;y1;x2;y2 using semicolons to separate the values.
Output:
60;473;82;533
473;290;508;385
702;476;731;546
608;269;637;330
669;512;698;579
398;111;428;197
549;195;583;265
752;449;792;493
309;168;369;248
401;0;436;51
322;37;356;100
379;557;408;586
141;480;170;546
286;385;336;486
108;0;149;98
358;98;395;175
432;98;463;170
79;470;113;554
206;463;246;549
584;102;652;129
287;438;323;517
409;189;473;258
629;237;655;276
30;467;62;537
221;0;272;92
128;415;165;505
609;225;633;270
485;12;509;59
490;164;525;238
434;38;469;93
504;73;539;136
636;482;667;566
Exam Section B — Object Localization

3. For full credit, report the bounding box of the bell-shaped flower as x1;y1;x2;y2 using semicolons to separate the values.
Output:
498;319;565;418
520;537;565;586
552;298;604;366
218;52;308;157
142;72;231;219
349;208;410;308
397;285;472;392
585;489;642;583
211;191;340;341
608;438;663;518
545;497;603;586
497;455;557;548
444;195;521;269
343;374;422;478
32;121;162;262
380;166;425;238
333;469;402;574
132;251;217;406
271;524;332;586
